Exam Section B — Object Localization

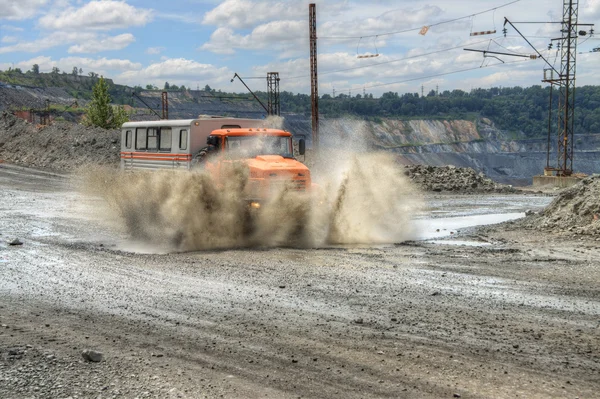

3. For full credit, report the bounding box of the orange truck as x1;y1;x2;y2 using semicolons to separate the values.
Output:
120;116;309;205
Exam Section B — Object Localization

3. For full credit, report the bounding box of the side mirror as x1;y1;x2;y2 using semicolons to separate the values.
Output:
299;139;306;155
207;136;219;147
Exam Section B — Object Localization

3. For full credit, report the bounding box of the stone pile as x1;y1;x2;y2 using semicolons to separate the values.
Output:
518;175;600;236
0;112;120;171
403;164;516;193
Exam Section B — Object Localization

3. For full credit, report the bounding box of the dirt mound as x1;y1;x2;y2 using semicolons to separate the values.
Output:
516;175;600;235
403;164;517;193
0;112;119;171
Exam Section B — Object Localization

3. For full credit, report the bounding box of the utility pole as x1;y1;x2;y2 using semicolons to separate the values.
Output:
501;1;594;177
309;3;319;149
161;91;169;120
267;72;280;116
421;85;424;98
553;0;578;176
436;85;439;96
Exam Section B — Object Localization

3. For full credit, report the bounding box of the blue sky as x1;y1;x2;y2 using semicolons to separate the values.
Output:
0;0;598;97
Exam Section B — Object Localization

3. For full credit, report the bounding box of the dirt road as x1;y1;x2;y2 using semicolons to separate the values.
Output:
1;164;599;398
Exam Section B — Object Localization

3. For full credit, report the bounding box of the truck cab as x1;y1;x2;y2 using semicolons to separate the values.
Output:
199;128;309;202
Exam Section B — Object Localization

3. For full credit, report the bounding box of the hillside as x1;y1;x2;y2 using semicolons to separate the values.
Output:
1;68;599;184
2;68;599;137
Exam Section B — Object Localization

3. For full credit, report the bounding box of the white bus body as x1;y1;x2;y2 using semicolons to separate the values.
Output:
120;117;264;170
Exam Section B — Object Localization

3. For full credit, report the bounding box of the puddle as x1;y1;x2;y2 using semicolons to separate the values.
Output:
414;212;525;240
427;240;492;247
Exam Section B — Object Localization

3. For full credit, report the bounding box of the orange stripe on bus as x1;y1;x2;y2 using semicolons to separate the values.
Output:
120;152;191;157
120;152;192;161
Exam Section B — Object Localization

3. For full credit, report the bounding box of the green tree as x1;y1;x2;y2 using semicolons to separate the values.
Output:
32;64;40;74
85;76;129;129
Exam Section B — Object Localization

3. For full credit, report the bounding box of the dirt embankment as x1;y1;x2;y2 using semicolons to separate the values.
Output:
514;175;600;235
403;164;518;193
0;112;119;171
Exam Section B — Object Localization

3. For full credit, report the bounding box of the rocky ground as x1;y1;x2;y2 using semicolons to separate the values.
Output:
0;164;599;398
0;112;120;171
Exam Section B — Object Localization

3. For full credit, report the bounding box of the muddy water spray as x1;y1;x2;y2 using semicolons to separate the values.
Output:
82;119;422;251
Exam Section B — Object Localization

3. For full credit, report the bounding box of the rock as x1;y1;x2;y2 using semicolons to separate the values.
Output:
453;394;461;398
353;318;364;324
525;209;535;216
81;349;103;362
9;238;23;246
431;291;441;296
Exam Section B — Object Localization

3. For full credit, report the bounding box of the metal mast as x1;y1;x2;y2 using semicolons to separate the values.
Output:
267;72;280;116
309;3;319;149
503;0;592;177
542;0;580;176
556;0;578;176
161;91;169;120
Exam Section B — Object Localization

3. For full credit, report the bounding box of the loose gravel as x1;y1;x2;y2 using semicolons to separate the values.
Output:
0;112;119;171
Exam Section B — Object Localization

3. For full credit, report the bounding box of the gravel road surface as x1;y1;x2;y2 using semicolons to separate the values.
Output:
1;164;599;399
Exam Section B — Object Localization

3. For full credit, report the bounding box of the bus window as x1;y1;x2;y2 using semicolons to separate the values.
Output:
221;124;241;129
160;127;172;151
179;129;188;150
147;128;158;150
135;128;147;150
125;130;132;149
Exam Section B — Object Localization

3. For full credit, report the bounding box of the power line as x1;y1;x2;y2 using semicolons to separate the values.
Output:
333;58;535;92
319;0;521;40
286;37;497;80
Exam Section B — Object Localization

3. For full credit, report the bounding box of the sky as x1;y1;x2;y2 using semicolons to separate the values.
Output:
0;0;598;97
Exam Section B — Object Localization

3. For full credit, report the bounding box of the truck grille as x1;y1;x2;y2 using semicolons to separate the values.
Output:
269;179;306;194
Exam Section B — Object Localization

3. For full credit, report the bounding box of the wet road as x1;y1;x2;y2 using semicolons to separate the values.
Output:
1;164;599;399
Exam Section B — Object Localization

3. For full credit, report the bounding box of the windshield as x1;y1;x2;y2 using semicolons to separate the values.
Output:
226;135;292;159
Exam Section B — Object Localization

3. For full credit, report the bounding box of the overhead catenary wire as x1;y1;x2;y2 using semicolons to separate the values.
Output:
286;37;498;80
333;57;537;92
319;0;521;40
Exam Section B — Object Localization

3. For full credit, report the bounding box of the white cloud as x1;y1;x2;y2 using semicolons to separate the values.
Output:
117;58;231;87
1;24;25;32
0;31;96;54
1;35;18;43
38;0;152;31
68;33;135;54
0;31;136;55
0;0;47;20
0;55;141;77
200;20;305;56
202;0;297;29
146;46;166;55
581;0;600;19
